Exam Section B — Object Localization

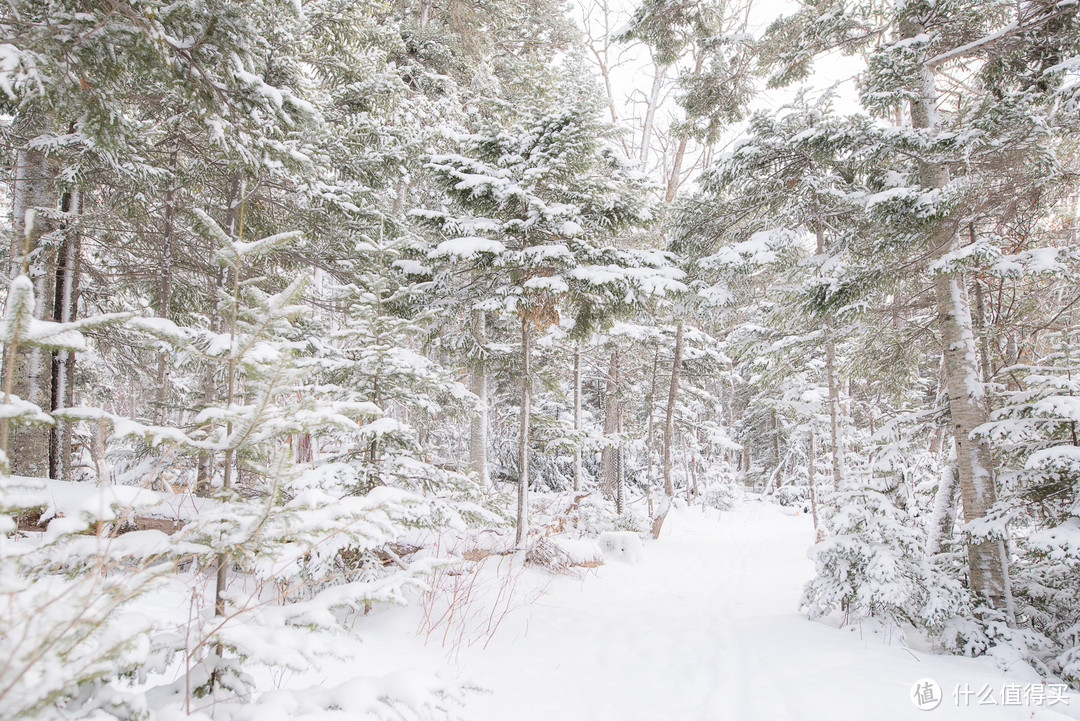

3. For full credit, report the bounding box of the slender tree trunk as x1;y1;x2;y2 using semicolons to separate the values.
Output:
686;435;699;500
971;261;994;392
573;344;582;492
727;359;737;466
907;18;1012;615
815;222;846;493
60;274;77;474
927;465;959;556
515;316;532;549
825;327;846;492
195;315;218;497
468;309;489;487
808;431;820;537
645;344;660;517
639;63;666;166
369;373;380;466
214;173;245;623
615;381;624;515
664;323;684;497
601;349;619;498
50;190;80;481
652;322;684;538
10;112;58;478
154;142;180;424
930;353;948;456
663;56;703;203
934;273;1011;612
664;138;689;204
771;410;781;481
198;175;242;496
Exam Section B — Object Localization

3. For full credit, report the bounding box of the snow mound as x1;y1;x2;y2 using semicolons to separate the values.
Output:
598;531;643;564
549;537;603;567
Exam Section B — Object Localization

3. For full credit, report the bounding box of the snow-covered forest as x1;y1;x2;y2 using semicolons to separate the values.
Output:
1;0;1080;718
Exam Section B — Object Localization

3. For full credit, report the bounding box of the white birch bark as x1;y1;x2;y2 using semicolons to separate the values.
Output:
10;112;57;478
573;344;582;492
652;322;684;539
601;349;619;498
639;63;666;167
905;15;1011;614
155;141;180;424
50;190;79;481
825;328;846;492
515;316;532;550
468;310;489;487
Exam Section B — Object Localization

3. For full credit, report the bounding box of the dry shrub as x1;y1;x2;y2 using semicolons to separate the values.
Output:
417;553;540;660
525;536;576;574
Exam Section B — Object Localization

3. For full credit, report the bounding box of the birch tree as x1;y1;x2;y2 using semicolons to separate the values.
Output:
763;0;1080;614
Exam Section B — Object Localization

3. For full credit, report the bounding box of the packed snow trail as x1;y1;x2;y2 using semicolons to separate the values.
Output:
337;502;1080;720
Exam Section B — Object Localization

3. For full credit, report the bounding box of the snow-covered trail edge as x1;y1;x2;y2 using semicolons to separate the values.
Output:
329;502;1080;720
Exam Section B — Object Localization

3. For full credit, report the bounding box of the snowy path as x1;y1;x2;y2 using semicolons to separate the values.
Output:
341;502;1080;720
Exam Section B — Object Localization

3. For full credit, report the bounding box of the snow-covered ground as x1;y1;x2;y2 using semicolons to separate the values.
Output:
314;500;1080;721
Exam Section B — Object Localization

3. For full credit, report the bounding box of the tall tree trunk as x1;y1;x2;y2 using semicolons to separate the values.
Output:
727;359;737;466
10;112;58;478
927;465;959;556
601;349;619;498
664;323;684;497
154;141;180;424
639;63;666;166
615;385;624;515
934;273;1012;612
971;269;994;391
652;322;684;538
907;17;1012;615
662;51;705;205
468;309;489;487
195;327;218;497
824;327;846;492
573;344;582;492
213;173;245;631
515;316;532;549
664;138;689;204
686;433;699;501
198;175;242;497
645;344;660;517
50;190;80;481
662;56;703;203
815;222;846;492
808;431;820;538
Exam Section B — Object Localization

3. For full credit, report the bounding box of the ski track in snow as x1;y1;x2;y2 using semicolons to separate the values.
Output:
324;501;1080;721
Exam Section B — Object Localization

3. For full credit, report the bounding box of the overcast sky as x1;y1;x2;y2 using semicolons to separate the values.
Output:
577;0;866;186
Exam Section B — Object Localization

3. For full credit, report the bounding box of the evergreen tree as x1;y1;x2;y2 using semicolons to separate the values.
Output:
761;0;1080;616
416;89;670;545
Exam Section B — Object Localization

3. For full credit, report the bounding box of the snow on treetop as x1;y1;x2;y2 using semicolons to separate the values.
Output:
523;275;569;293
521;244;573;263
990;247;1078;278
1;275;130;352
1026;445;1080;472
698;229;795;269
0;43;22;99
430;237;507;259
1028;517;1080;561
392;259;432;275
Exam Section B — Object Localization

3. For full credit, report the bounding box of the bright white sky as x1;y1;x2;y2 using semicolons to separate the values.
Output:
575;0;866;186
